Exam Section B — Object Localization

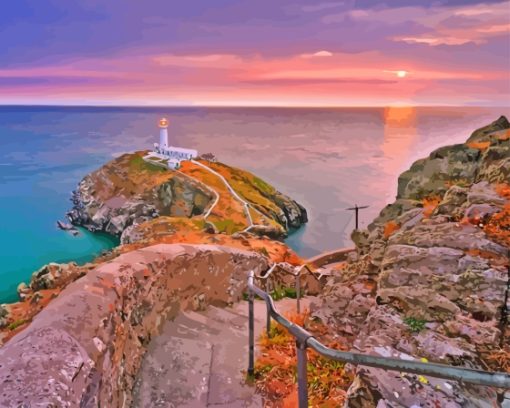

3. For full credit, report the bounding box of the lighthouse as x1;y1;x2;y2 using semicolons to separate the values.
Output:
159;117;169;148
149;117;198;170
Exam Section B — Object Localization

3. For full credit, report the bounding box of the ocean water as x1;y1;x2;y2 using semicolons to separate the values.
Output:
0;105;507;303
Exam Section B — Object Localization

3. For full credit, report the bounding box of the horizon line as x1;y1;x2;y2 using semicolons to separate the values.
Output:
0;103;509;109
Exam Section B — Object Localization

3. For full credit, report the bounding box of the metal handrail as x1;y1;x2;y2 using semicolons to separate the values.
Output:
255;262;310;326
247;271;510;408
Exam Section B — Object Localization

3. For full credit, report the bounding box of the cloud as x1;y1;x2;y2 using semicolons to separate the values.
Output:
0;0;508;105
301;50;334;58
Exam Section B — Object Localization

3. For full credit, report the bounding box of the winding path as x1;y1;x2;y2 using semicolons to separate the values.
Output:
190;160;268;232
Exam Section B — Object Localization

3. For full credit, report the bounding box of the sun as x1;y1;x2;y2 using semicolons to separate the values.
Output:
397;70;408;78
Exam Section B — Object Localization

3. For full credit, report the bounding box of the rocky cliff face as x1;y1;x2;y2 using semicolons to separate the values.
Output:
67;152;307;239
67;152;214;235
0;244;268;407
313;116;510;406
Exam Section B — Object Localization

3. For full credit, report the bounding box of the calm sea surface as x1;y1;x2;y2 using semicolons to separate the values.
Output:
0;105;507;303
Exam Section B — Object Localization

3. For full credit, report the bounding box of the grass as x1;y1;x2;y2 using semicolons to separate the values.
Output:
212;219;245;234
254;310;353;407
8;319;27;331
129;155;166;173
403;317;427;332
203;161;284;227
271;287;297;300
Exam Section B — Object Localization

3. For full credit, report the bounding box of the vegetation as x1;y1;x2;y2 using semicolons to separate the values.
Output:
483;346;510;373
270;287;297;300
8;319;27;331
203;160;284;230
128;154;166;173
403;317;427;332
254;310;353;407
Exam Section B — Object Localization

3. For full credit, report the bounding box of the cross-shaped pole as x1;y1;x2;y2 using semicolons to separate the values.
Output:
346;204;369;230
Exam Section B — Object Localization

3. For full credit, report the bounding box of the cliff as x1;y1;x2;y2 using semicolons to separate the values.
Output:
312;116;510;406
67;152;307;240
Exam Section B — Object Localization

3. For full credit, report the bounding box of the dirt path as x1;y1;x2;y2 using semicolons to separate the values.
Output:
132;297;317;408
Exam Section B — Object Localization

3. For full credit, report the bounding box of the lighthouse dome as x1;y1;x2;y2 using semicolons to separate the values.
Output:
159;118;169;128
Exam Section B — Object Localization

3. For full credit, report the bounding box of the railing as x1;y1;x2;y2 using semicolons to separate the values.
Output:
256;262;313;335
247;271;510;408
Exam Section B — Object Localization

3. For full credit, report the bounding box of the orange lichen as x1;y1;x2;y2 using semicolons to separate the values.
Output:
484;203;510;247
383;221;400;238
421;195;442;218
495;183;510;199
466;141;491;151
254;310;353;407
465;248;509;268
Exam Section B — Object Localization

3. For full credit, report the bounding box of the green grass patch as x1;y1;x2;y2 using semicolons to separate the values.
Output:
404;317;427;332
8;319;27;331
252;176;275;195
212;219;244;234
271;287;297;300
129;155;166;173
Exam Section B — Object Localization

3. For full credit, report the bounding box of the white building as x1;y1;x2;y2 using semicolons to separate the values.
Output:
152;118;198;170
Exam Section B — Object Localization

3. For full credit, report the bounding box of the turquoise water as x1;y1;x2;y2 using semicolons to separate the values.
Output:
0;105;507;303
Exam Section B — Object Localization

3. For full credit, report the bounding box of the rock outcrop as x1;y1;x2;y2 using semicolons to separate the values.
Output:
0;244;268;407
313;116;510;406
67;152;213;235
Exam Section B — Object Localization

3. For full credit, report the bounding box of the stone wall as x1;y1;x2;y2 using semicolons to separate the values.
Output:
0;244;267;407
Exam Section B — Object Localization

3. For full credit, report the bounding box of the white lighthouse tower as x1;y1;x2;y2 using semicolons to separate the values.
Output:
148;117;198;170
159;117;169;148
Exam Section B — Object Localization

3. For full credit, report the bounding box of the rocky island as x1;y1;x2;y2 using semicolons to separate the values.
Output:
0;117;508;407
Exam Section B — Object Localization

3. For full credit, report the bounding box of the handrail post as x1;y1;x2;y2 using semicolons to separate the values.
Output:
295;271;301;315
248;271;255;377
266;305;271;338
265;277;271;337
296;339;308;408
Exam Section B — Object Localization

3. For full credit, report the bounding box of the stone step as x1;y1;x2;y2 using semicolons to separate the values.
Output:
132;297;317;407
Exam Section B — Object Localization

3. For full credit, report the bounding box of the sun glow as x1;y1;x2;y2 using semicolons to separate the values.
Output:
397;70;408;78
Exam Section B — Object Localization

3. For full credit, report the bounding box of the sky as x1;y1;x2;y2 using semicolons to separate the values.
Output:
0;0;509;106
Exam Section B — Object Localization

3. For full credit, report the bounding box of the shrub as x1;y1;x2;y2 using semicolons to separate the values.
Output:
254;310;353;407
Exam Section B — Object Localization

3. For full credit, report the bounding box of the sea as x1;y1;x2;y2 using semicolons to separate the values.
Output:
0;105;507;303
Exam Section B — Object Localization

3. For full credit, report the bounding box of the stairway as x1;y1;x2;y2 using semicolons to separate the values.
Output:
132;298;315;407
